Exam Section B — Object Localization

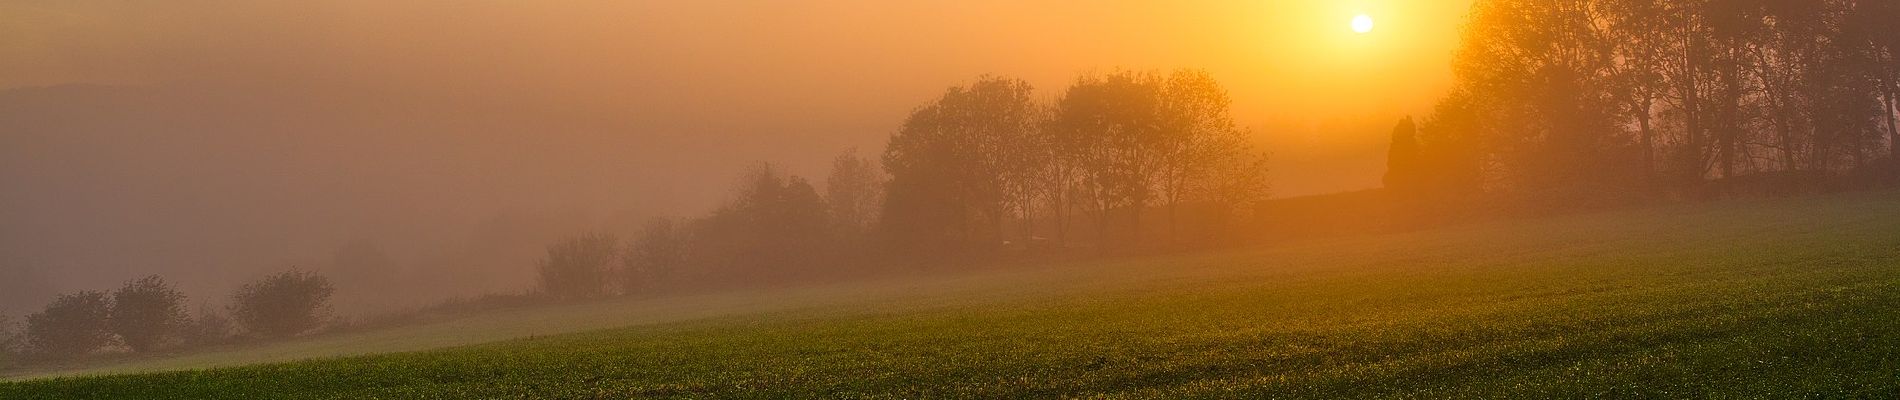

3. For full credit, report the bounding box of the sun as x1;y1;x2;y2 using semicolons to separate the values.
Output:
1351;14;1375;34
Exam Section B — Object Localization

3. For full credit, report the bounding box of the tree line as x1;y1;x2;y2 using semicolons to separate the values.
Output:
533;159;877;300
532;69;1274;299
1387;0;1900;208
0;271;333;364
17;1;1898;359
4;69;1271;362
882;70;1270;256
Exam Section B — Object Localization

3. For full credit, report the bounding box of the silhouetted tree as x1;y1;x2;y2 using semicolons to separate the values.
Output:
1385;117;1423;195
1599;0;1672;181
1193;150;1272;240
1415;90;1487;198
108;275;187;352
536;233;619;299
622;218;683;294
1048;69;1264;244
1456;0;1643;203
230;270;334;338
25;291;113;357
881;71;1265;250
1154;69;1255;243
1864;0;1900;163
695;164;833;282
882;76;1039;255
180;304;234;346
997;105;1057;249
0;314;19;367
1442;0;1900;202
825;148;885;234
1048;71;1167;245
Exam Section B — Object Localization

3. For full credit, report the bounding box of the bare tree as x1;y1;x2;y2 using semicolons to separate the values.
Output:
825;148;885;234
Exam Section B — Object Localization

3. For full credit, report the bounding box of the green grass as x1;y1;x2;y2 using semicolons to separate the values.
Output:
6;192;1900;398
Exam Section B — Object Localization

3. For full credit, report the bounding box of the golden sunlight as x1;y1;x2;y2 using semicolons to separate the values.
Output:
1351;14;1375;33
2;2;1887;398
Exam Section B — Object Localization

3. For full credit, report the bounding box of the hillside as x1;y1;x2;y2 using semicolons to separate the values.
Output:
6;191;1900;398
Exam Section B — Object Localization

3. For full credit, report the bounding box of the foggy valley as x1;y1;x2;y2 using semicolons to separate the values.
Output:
0;1;1441;317
4;0;1899;398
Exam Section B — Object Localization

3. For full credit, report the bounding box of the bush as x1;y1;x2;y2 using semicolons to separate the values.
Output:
623;219;684;294
109;275;188;352
537;233;619;299
0;314;19;367
181;305;234;346
230;270;334;338
25;291;114;358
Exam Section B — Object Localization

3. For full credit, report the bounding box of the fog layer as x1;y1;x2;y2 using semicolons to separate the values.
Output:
0;0;1468;314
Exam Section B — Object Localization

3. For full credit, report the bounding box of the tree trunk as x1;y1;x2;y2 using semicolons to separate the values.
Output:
1682;28;1704;188
1020;201;1035;250
1093;198;1111;250
1638;97;1655;184
1166;201;1179;245
1127;205;1142;248
1051;172;1068;247
1887;91;1898;162
1053;194;1067;247
1772;111;1796;173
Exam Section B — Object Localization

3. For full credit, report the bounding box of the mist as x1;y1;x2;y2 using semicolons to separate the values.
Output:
0;0;1468;315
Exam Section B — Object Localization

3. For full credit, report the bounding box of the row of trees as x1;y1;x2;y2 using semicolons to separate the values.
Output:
1390;0;1900;206
534;70;1273;297
537;154;885;299
0;271;333;362
882;70;1270;256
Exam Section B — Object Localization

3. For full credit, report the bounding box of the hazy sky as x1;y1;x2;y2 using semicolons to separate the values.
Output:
0;0;1473;314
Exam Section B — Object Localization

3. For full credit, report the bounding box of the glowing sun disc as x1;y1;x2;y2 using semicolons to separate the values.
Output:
1351;14;1374;33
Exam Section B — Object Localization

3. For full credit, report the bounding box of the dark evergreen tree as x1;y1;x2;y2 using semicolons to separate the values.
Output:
1384;117;1422;195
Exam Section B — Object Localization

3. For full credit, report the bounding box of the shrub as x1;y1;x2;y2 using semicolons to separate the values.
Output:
623;219;684;294
0;314;19;367
109;275;188;352
180;304;235;346
25;291;114;358
537;233;619;299
230;270;334;338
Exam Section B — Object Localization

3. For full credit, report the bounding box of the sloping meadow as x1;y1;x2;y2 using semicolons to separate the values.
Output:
6;192;1900;398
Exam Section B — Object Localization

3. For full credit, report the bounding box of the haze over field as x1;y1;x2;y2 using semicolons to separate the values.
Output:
5;0;1900;396
0;1;1471;314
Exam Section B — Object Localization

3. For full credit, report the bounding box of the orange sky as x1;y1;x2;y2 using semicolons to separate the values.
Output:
0;0;1472;195
0;1;1475;311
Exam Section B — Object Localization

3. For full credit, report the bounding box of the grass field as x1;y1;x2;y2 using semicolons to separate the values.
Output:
5;192;1900;398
